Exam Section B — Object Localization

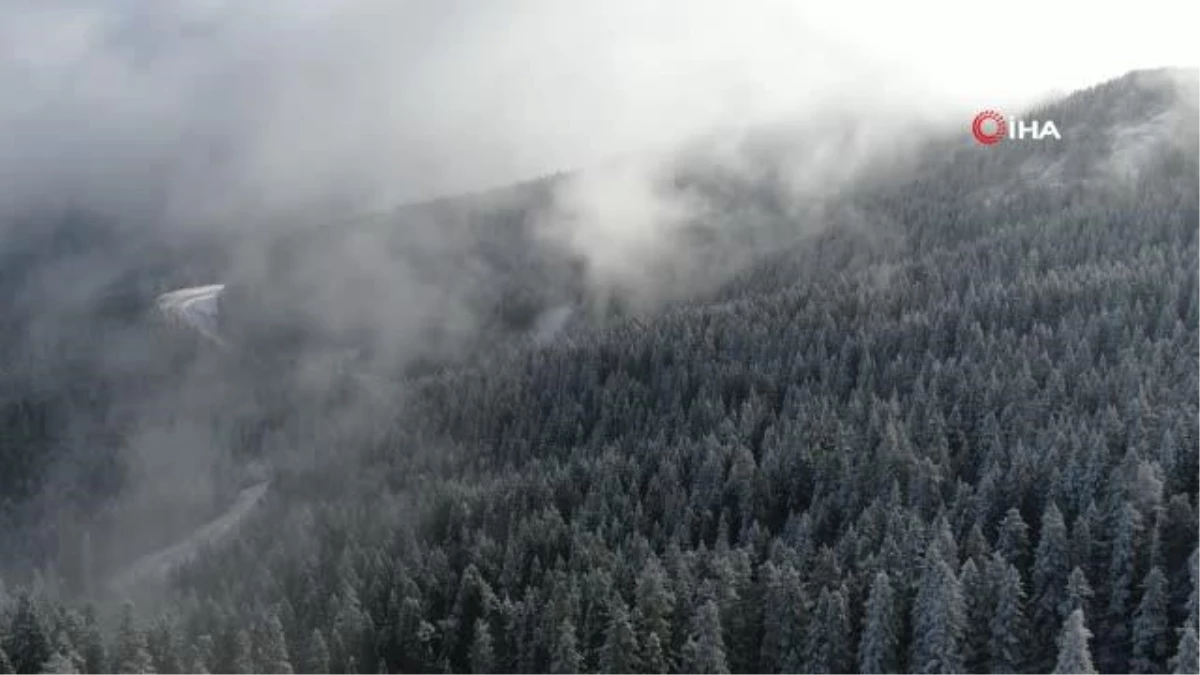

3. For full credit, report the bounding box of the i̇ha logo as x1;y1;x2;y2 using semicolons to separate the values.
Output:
972;110;1061;145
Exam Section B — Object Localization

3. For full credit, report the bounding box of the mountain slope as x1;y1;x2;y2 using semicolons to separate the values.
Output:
0;69;1196;675
159;70;1200;671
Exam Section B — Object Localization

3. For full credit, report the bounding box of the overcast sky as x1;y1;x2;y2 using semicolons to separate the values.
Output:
1;0;1196;218
796;0;1198;101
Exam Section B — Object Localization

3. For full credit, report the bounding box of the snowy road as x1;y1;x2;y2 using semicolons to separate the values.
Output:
156;283;227;347
105;283;261;597
116;281;568;596
107;481;270;595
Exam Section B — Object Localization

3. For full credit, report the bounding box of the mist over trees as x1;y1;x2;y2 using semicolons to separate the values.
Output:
0;68;1197;674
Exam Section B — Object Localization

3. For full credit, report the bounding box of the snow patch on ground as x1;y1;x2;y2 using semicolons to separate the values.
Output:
156;284;226;347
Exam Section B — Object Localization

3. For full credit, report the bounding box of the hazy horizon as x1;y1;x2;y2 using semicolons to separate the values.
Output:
2;0;1196;221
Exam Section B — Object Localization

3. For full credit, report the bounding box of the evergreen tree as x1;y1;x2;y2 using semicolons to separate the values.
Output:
257;614;293;674
681;599;728;675
1062;566;1095;621
910;550;965;674
757;561;806;674
934;515;961;565
960;558;991;673
146;618;180;675
304;629;331;675
576;572;609;672
3;594;51;675
469;618;495;674
215;628;252;675
187;635;214;675
600;598;639;674
1104;502;1143;672
806;585;850;674
550;620;581;674
641;633;668;675
858;571;898;674
965;524;992;566
183;649;207;675
989;556;1028;673
1168;623;1198;674
394;595;432;673
113;603;155;674
1075;502;1099;581
1054;610;1098;675
1071;510;1096;578
80;606;106;675
42;650;78;675
1132;567;1172;674
634;556;675;670
453;565;497;668
46;631;83;675
997;508;1031;572
1033;502;1072;669
1185;549;1199;636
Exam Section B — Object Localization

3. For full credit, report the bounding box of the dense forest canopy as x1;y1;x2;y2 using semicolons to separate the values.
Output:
0;68;1197;674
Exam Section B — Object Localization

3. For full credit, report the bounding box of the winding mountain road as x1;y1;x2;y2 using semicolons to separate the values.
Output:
107;481;269;596
113;280;568;596
105;283;265;597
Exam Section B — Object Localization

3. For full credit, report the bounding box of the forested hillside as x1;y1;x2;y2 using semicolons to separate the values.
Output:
0;208;230;572
0;69;1197;674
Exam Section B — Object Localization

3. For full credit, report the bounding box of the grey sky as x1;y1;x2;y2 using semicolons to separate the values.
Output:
1;0;1195;221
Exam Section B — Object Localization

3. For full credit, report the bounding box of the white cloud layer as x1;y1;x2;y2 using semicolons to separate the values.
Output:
1;0;1194;219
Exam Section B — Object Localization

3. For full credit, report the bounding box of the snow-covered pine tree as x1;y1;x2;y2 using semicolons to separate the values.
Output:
1132;566;1172;673
910;544;965;674
1054;609;1098;674
858;571;898;674
1033;502;1072;669
989;556;1029;673
1168;623;1198;674
681;599;728;675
